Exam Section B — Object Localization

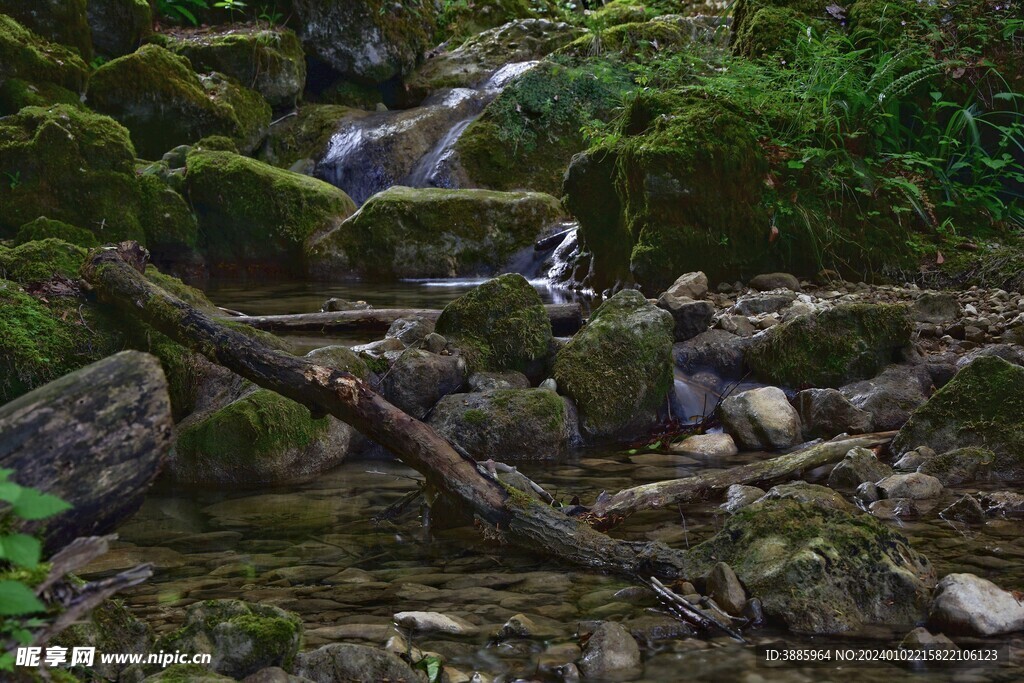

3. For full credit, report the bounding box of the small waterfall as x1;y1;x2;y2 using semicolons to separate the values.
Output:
482;60;540;89
402;116;475;188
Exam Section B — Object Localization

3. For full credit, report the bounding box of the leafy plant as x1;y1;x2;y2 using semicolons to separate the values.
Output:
214;0;248;21
257;3;283;25
155;0;209;26
4;171;19;190
413;654;442;683
0;469;71;671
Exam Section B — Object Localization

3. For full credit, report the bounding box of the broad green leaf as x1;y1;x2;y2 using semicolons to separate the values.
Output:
0;481;22;504
0;581;45;615
12;489;70;520
0;534;42;567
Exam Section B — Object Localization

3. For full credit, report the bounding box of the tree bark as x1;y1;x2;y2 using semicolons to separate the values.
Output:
0;350;174;553
227;303;584;337
83;244;698;579
586;433;896;524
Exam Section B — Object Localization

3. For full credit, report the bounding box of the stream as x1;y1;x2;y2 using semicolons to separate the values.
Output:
80;282;1024;682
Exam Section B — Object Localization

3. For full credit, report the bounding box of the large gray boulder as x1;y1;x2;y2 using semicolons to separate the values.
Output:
794;388;873;438
719;387;802;451
86;0;151;58
429;389;580;459
928;574;1024;636
839;364;931;431
382;349;466;419
827;447;893;490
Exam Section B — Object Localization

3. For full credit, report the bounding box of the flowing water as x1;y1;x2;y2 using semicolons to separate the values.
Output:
80;283;1024;682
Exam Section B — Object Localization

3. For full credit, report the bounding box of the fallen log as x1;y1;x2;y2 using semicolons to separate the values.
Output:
225;303;585;337
586;432;896;524
83;244;697;579
0;350;175;553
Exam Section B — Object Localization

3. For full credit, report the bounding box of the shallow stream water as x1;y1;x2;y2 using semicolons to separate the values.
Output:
81;281;1024;682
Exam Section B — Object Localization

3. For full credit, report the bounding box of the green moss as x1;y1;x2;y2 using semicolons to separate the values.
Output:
0;0;92;59
463;408;488;425
138;174;199;252
260;105;364;169
199;71;272;154
0;14;88;97
143;664;233;682
185;150;356;271
193;134;239;153
436;273;552;377
0;238;88;282
746;303;912;388
232;614;301;671
0;104;146;241
492;387;566;431
732;6;807;59
15;217;99;248
0;77;81;115
436;0;558;43
553;289;673;439
144;265;218;313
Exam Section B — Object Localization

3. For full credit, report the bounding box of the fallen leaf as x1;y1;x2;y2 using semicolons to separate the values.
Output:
769;225;780;243
936;250;945;264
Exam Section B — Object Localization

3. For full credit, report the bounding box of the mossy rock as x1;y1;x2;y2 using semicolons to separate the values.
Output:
138;173;199;255
436;273;553;379
917;446;1024;486
688;498;934;633
429;388;580;459
0;14;88;104
0;104;146;241
0;0;91;60
730;0;825;58
292;0;438;84
306;186;566;279
436;0;559;44
0;276;126;404
745;303;912;388
15;217;99;248
0;238;88;282
185;150;356;272
167;26;306;107
140;665;234;682
0;77;82;115
53;599;152;681
86;0;152;58
892;356;1024;461
453;58;631;194
156;600;302;679
553;289;674;440
259;104;367;169
560;14;707;61
88;44;271;159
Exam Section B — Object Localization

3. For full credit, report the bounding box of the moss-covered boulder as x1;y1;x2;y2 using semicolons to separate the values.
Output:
86;0;151;58
185;150;356;272
746;304;912;388
689;498;934;633
553;289;674;440
167;26;306;107
0;238;88;282
453;58;632;195
407;18;582;100
53;599;152;681
141;665;234;682
88;44;272;159
15;217;98;248
892;356;1024;461
435;274;553;379
917;446;1024;486
137;173;199;256
157;600;302;679
306;186;566;279
436;0;560;44
0;105;146;241
259;104;367;169
0;0;91;59
0;13;89;115
429;388;580;459
292;0;438;84
560;14;712;62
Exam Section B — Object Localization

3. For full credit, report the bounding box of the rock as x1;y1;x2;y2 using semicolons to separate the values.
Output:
869;498;920;519
157;600;303;679
658;295;715;342
673;329;751;379
663;271;709;300
827;447;893;490
322;297;371;312
394;611;477;635
900;627;958;650
876;473;944;500
435;274;552;380
88;45;271;158
894;448;929;470
242;667;314;683
928;574;1024;636
185;151;355;272
719;387;802;450
732;291;797;316
554;290;674;440
382;349;466;418
259;104;366;170
498;613;543;639
917;446;1024;485
386;316;436;345
955;343;1024;369
913;292;961;323
671;433;738;457
978;491;1024;518
718;314;757;337
746;304;912;388
839;364;931;431
706;563;747;616
761;481;854;512
688;498;934;634
142;665;234;682
578;622;641;681
794;388;873;438
295;643;419;683
749;272;801;292
167;27;306;107
307;187;566;278
292;0;437;84
940;495;986;524
720;484;765;513
0;0;91;60
892;356;1024;461
86;0;151;58
428;389;580;459
52;599;152;681
467;371;531;392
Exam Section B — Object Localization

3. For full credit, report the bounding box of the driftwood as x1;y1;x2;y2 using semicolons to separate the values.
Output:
0;351;174;552
83;244;699;579
226;303;585;336
649;577;747;643
586;433;896;525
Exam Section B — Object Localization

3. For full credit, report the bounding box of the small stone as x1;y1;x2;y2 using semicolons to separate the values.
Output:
900;627;958;650
497;614;539;639
539;378;558;392
670;432;738;457
662;271;709;300
719;387;802;451
720;484;765;513
749;273;801;292
913;292;961;323
706;563;746;617
732;292;797;316
893;449;927;470
322;297;371;312
718;314;756;337
423;332;447;354
578;622;641;681
928;573;1024;636
869;498;919;519
827;447;893;490
743;598;764;625
876;472;943;500
467;371;530;392
393;611;477;635
794;388;873;439
854;481;880;504
940;495;986;524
